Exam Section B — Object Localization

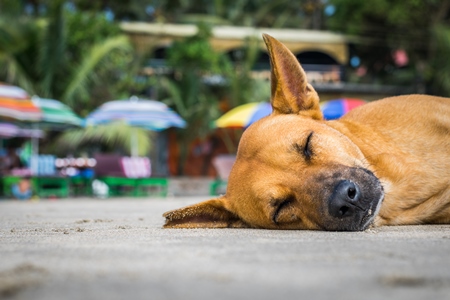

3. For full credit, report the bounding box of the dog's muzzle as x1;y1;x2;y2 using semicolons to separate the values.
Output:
327;179;383;231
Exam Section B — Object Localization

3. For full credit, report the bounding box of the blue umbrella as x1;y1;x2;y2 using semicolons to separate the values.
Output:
320;98;367;120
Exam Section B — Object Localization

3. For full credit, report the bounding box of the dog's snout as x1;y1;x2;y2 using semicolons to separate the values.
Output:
328;180;361;218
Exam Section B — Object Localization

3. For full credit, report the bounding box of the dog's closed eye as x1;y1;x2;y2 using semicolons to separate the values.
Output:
294;131;314;161
271;197;294;225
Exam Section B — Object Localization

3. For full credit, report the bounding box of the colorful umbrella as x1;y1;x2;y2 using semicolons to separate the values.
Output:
0;122;44;138
85;97;186;156
31;97;83;129
214;99;368;128
85;97;186;131
215;102;272;128
0;84;42;121
320;98;367;120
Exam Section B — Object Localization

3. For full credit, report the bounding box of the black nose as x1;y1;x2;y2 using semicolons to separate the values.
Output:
328;180;361;218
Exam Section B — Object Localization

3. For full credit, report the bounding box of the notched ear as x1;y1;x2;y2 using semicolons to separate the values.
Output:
262;33;322;120
163;197;249;229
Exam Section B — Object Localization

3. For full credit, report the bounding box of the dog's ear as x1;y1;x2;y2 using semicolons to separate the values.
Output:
163;197;249;228
263;33;322;120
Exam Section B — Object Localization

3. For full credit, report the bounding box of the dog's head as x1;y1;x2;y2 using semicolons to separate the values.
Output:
163;34;384;231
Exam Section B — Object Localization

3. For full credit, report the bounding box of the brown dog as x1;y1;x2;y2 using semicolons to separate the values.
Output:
163;34;450;231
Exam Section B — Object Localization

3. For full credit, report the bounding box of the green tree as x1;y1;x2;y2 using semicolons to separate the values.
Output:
73;0;156;21
159;24;270;173
430;25;450;96
0;1;136;115
157;0;321;28
0;1;154;157
221;37;270;108
327;0;450;95
53;122;153;157
159;24;222;175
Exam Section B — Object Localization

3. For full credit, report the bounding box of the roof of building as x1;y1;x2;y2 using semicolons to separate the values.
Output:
120;22;349;64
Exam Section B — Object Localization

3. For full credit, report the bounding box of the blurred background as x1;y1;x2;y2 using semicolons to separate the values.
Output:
0;0;449;191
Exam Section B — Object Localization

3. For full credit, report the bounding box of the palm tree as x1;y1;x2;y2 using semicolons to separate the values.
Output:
0;2;152;159
53;122;153;157
157;24;222;174
160;75;220;175
0;1;132;114
0;16;38;93
222;37;270;108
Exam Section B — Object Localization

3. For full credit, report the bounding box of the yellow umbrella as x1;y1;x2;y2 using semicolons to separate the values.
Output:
215;102;272;128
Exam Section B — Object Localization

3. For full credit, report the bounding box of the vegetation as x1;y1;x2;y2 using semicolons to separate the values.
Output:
0;0;144;116
2;0;450;173
327;0;450;95
64;0;324;29
53;122;152;157
158;24;224;174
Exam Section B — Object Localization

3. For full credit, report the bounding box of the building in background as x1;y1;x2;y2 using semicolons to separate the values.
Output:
121;22;413;101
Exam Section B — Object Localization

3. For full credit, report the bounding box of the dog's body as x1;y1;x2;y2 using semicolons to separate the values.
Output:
164;34;450;231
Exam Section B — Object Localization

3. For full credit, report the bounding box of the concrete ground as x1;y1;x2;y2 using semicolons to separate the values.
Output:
1;197;450;300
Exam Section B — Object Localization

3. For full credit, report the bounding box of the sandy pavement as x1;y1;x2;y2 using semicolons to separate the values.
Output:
1;197;450;300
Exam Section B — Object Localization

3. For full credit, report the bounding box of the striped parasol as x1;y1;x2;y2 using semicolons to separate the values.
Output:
214;102;272;128
31;97;83;129
85;97;186;131
0;84;42;121
214;99;368;128
85;97;186;156
0;122;44;138
320;98;367;120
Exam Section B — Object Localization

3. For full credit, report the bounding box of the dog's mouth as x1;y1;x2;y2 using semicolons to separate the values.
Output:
359;190;384;230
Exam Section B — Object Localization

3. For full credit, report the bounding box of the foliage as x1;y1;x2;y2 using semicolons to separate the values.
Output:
166;23;221;72
0;0;23;17
73;0;156;21
221;37;270;108
64;0;325;29
53;122;153;156
327;0;450;95
0;2;138;115
0;2;155;158
152;0;323;29
0;16;40;93
159;24;222;174
430;25;450;96
159;23;270;172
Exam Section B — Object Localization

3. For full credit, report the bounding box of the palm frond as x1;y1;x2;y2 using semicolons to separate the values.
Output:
159;76;187;116
62;35;131;106
39;0;66;98
0;18;37;92
54;122;152;156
